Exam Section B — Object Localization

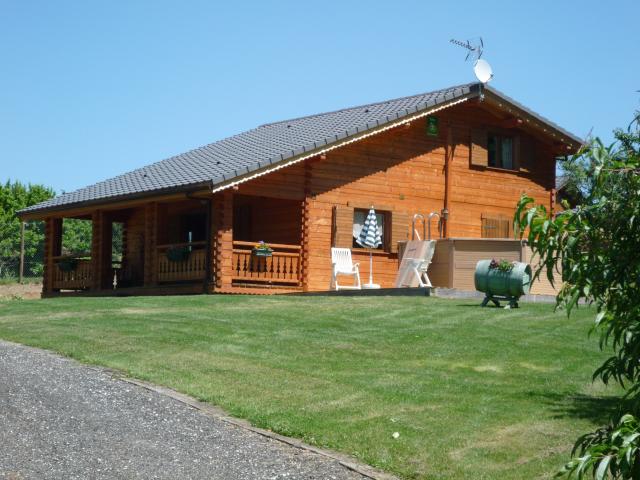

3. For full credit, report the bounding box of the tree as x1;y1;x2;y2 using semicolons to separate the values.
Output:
557;154;596;207
0;180;94;279
515;112;640;479
0;181;54;278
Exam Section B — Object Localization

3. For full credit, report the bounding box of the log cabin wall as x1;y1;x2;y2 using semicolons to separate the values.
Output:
236;101;557;291
232;195;302;245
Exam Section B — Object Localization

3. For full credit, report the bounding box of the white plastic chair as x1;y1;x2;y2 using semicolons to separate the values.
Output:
330;248;361;290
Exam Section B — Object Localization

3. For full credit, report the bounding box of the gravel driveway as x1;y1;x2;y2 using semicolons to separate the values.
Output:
0;340;367;480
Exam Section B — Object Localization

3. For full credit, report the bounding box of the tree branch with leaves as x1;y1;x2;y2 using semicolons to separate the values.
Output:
515;112;640;479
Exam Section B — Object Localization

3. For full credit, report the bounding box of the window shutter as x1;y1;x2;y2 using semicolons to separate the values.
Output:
518;135;535;173
481;214;511;238
390;211;409;253
332;205;354;248
470;129;488;167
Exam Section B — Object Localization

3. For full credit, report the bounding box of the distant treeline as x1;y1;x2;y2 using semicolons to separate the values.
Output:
0;181;92;278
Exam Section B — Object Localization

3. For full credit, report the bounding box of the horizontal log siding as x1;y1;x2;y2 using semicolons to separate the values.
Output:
235;102;555;291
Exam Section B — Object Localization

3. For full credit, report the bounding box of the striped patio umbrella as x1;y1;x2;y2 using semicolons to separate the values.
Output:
357;208;382;287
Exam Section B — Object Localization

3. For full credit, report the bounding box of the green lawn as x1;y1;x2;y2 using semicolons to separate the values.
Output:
0;295;619;479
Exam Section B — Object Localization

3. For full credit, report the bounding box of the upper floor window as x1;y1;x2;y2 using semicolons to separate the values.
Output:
487;134;514;170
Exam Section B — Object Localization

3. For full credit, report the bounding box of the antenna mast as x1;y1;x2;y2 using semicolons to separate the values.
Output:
450;37;493;95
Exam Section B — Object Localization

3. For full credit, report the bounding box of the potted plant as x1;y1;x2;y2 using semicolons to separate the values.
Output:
166;246;191;262
252;241;273;257
56;256;79;272
489;258;516;273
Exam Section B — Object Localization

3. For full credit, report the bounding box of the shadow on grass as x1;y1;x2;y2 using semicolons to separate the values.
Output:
526;391;630;425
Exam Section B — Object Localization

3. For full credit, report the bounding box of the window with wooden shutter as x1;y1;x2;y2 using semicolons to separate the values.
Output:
481;213;512;238
470;129;488;167
390;211;409;253
332;205;354;248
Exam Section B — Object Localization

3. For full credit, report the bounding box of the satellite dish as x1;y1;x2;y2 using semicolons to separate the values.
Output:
473;59;493;83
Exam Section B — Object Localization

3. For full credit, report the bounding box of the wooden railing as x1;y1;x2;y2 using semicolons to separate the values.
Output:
52;257;93;290
157;241;207;283
232;241;301;286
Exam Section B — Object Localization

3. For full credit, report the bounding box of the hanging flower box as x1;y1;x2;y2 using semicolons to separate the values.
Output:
56;257;79;272
166;246;191;262
251;241;273;257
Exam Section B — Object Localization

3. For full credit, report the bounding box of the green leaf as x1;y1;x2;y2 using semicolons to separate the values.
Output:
595;455;611;480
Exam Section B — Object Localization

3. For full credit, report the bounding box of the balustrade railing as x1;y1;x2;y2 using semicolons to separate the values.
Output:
52;257;93;290
232;241;301;286
156;241;207;283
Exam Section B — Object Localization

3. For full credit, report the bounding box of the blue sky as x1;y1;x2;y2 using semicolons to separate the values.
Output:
1;0;638;193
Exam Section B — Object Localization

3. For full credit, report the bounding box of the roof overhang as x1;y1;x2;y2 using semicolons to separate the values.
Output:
18;181;214;220
479;85;583;152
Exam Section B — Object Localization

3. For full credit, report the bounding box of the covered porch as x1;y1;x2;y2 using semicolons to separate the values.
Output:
43;199;210;295
41;191;306;296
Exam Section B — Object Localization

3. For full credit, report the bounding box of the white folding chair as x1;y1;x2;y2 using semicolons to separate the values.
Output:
330;248;361;290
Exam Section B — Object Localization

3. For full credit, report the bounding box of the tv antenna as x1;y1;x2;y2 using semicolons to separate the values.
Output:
450;37;494;85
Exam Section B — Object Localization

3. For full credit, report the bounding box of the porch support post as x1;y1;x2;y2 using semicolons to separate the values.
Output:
300;159;313;291
204;198;213;292
300;197;311;291
143;202;158;287
42;217;62;295
19;221;25;284
212;191;233;292
90;210;106;291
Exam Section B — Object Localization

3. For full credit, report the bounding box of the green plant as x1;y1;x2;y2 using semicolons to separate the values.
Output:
253;241;272;251
489;258;515;272
515;111;640;479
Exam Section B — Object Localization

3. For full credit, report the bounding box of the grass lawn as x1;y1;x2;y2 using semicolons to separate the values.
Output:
0;295;620;479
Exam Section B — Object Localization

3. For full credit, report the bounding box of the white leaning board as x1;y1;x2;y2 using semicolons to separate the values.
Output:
394;240;436;288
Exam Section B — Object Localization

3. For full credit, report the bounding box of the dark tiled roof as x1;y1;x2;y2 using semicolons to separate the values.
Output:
20;82;581;215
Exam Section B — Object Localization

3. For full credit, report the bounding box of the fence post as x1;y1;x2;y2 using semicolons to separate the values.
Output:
19;221;25;284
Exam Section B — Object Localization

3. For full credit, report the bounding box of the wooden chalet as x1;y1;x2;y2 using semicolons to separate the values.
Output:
19;83;581;296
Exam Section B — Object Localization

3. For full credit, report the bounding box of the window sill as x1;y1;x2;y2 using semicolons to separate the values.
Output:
351;248;390;256
485;165;522;174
